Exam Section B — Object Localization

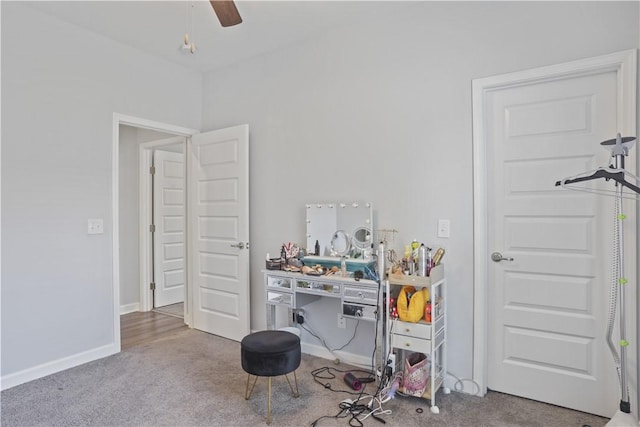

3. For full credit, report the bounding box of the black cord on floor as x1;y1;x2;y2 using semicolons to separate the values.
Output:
309;365;384;426
310;399;382;427
299;317;361;352
310;274;388;426
310;366;374;394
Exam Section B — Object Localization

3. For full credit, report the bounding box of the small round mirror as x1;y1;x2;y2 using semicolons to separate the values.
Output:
331;230;350;256
352;227;371;250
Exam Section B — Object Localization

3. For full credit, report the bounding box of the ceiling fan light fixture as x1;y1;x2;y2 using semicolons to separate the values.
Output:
180;40;196;54
179;1;197;55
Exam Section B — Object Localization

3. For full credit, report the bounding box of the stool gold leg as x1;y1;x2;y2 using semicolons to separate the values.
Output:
267;377;272;425
245;374;258;400
284;371;300;398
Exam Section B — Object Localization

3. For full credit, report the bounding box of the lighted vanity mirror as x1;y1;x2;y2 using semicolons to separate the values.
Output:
351;226;373;258
305;202;373;259
331;230;351;256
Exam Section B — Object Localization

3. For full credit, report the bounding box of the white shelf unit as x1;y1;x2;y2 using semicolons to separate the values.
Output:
385;263;449;414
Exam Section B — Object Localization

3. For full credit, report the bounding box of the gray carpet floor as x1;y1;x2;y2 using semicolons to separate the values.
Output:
1;328;610;427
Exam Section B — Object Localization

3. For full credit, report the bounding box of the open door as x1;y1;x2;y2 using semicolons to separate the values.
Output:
188;125;250;341
153;149;186;308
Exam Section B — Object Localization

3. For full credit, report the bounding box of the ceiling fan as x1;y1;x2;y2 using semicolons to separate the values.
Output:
182;1;241;54
209;0;243;27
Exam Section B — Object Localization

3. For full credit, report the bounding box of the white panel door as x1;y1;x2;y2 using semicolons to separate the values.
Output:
483;60;636;416
189;125;250;341
153;150;185;308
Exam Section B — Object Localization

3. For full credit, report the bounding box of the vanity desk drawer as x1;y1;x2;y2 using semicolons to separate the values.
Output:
343;285;378;305
266;276;293;290
296;280;341;297
267;290;293;306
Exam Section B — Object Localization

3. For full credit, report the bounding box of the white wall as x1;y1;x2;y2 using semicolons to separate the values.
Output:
201;1;639;384
1;3;202;385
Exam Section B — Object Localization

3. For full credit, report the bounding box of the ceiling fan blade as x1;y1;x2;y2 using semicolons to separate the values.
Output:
210;0;243;27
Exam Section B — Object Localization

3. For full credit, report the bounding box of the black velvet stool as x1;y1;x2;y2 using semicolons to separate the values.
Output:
240;330;301;424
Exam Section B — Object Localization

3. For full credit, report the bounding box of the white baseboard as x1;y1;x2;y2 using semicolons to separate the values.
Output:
1;343;119;391
120;302;140;315
301;341;375;371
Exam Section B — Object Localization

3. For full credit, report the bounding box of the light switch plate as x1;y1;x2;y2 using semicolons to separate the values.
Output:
88;218;104;235
438;219;450;238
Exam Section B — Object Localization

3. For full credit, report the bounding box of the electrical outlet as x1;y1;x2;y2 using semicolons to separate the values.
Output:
387;353;396;375
337;313;346;329
87;218;104;235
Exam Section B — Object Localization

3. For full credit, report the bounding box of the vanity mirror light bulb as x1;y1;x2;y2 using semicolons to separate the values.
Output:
352;203;359;207
340;203;347;208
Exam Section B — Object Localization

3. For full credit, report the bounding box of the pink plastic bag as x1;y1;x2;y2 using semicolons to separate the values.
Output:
403;352;430;397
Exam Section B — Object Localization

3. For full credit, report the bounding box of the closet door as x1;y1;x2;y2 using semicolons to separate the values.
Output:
474;50;636;417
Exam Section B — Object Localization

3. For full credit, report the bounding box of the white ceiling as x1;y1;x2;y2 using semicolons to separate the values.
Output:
23;1;412;73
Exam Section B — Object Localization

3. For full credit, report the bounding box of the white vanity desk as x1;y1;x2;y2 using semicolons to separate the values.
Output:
264;268;380;330
264;201;381;366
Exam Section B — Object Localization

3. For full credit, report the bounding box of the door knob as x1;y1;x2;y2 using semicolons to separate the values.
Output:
230;242;245;249
491;252;514;262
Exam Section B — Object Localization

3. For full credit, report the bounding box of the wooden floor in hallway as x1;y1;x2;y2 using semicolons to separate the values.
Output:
120;310;188;350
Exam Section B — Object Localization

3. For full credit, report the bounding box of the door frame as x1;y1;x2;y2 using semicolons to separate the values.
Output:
471;50;637;398
139;136;187;313
112;113;197;349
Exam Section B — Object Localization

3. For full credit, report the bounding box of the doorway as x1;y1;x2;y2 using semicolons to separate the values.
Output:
472;50;637;417
113;115;252;348
113;114;198;350
145;140;186;319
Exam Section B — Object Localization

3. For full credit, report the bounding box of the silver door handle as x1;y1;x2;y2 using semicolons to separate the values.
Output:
491;252;514;262
230;242;245;249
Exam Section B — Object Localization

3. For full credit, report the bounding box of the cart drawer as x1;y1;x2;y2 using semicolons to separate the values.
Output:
391;333;430;353
391;320;432;339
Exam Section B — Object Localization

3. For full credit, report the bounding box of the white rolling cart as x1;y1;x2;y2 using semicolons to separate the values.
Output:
385;263;449;414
